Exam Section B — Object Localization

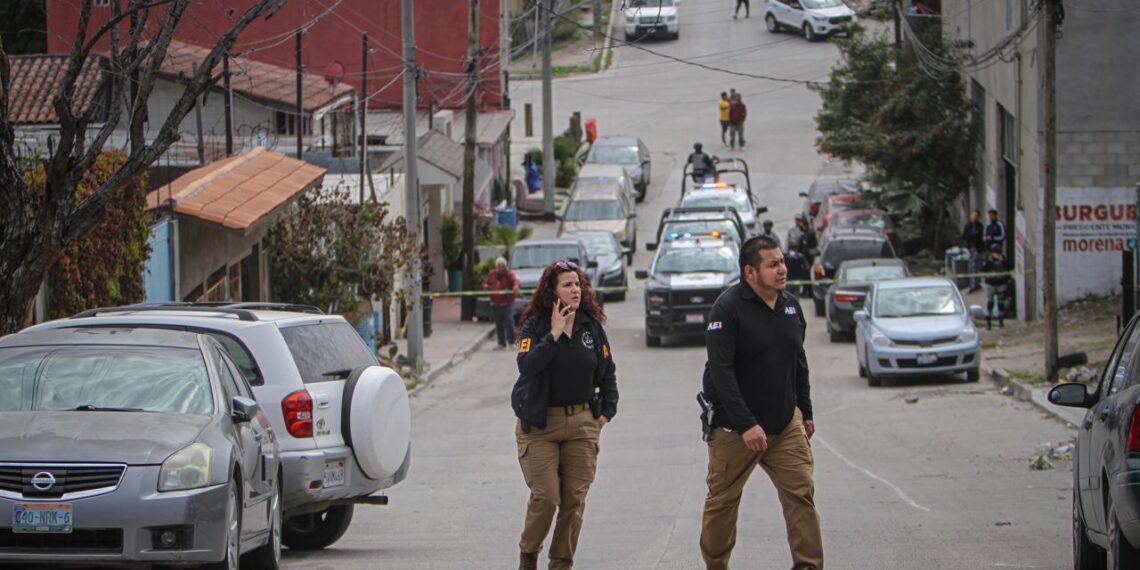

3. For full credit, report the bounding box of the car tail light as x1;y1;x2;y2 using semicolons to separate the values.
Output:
1128;407;1140;452
281;390;313;438
810;203;821;216
833;291;864;303
814;265;825;279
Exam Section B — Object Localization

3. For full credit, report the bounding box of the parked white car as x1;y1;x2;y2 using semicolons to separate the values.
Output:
622;0;680;41
27;303;412;551
765;0;857;41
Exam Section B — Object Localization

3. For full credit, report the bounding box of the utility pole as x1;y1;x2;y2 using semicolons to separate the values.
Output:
360;32;369;204
541;0;555;218
192;62;205;165
1043;0;1061;383
223;53;233;156
295;30;304;160
402;0;424;367
461;0;480;321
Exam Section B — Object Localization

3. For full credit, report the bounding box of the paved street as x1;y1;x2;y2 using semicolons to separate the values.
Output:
285;2;1076;568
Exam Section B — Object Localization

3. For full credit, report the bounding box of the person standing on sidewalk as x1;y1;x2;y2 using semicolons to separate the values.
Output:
729;93;747;150
484;257;522;349
984;208;1006;252
719;92;732;146
961;209;985;292
511;259;619;570
699;235;823;570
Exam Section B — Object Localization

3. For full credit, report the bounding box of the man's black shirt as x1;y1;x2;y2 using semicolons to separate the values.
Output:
702;283;812;435
961;220;984;252
548;312;598;406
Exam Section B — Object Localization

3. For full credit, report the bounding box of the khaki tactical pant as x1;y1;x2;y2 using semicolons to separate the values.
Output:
700;408;823;570
517;404;601;570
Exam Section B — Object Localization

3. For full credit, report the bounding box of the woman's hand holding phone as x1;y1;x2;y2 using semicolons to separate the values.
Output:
551;299;574;339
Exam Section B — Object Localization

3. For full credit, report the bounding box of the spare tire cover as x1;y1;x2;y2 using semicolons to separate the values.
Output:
344;366;411;481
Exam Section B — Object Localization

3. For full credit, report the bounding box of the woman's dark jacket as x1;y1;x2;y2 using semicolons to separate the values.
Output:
512;311;618;431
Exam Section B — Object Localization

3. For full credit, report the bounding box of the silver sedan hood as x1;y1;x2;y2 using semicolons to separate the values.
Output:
0;411;211;465
873;315;968;341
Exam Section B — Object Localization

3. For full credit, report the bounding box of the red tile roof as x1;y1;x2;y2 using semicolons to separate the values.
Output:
8;54;106;124
146;147;325;231
162;41;354;111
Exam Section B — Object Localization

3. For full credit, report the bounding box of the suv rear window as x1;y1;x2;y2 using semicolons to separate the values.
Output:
824;240;893;265
280;322;378;383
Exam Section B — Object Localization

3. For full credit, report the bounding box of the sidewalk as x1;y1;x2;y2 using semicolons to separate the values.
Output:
988;367;1085;428
392;296;494;391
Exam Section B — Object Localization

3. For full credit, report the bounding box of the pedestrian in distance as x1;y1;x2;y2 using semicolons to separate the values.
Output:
728;93;747;150
511;259;619;570
984;208;1006;251
733;0;750;19
719;92;732;146
961;209;985;293
484;257;522;349
982;245;1012;330
758;219;782;249
698;235;823;570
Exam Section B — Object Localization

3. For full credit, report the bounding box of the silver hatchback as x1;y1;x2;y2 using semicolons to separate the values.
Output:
0;327;281;569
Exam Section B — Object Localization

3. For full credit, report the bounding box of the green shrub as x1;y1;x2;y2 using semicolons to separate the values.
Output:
556;158;579;188
553;135;581;162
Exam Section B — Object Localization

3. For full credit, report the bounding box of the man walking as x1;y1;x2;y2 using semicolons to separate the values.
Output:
733;0;750;19
719;92;731;146
961;209;985;292
699;236;823;570
483;257;521;349
728;93;747;150
984;208;1006;252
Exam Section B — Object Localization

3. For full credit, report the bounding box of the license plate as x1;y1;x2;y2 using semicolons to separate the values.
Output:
917;353;938;365
685;313;704;324
13;503;72;534
323;460;346;488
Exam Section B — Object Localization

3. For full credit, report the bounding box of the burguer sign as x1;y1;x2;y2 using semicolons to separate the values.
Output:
1055;187;1137;302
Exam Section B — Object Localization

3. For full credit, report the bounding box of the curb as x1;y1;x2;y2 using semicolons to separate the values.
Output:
988;365;1081;429
410;326;496;395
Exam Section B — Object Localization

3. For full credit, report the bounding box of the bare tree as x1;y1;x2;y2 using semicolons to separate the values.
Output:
0;0;281;333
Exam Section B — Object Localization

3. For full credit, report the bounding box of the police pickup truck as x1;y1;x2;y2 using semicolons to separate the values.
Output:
635;236;741;347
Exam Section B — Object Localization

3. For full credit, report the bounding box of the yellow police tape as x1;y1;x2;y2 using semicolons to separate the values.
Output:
420;271;1016;298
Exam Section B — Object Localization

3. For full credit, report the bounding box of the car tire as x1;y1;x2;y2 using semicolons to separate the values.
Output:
858;362;868;378
671;30;679;40
203;478;242;570
867;374;882;387
1109;491;1140;570
646;334;661;348
829;327;843;343
636;185;647;203
243;479;282;570
966;369;980;382
1074;488;1106;570
803;23;817;42
624;32;635;42
282;505;355;551
766;14;780;33
814;297;825;317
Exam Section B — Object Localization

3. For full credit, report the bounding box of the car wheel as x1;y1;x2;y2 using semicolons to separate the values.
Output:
243;479;282;569
858;362;868;378
282;505;355;551
203;478;242;570
766;14;780;33
813;297;825;317
1109;491;1140;570
646;334;661;348
1074;488;1106;570
671;30;679;40
867;373;882;387
803;23;817;42
828;327;843;343
966;369;980;382
613;290;627;302
624;31;635;42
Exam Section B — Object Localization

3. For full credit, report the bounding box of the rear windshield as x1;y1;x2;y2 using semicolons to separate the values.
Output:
587;145;639;165
0;346;213;414
280;322;378;384
824;240;894;265
512;245;582;269
844;265;906;282
564;200;624;221
661;220;739;242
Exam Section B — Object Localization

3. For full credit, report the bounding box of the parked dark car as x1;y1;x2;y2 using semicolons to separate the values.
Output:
799;176;863;221
825;258;909;342
566;230;631;301
1050;312;1140;568
811;227;896;316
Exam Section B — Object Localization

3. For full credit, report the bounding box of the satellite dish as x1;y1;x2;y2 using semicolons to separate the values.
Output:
324;60;346;90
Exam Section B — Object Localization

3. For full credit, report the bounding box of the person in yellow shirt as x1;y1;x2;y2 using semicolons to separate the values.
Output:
718;92;732;146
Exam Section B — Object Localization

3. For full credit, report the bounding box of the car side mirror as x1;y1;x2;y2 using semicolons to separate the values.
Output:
1048;383;1094;409
622;246;632;256
231;396;260;423
628;211;637;219
969;305;986;319
853;310;868;322
798;192;809;198
635;270;649;279
646;242;658;251
756;206;768;215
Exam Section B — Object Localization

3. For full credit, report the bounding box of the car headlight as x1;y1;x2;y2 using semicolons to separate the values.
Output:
159;443;213;492
812;14;828;21
666;15;676;21
604;263;623;278
956;323;978;344
647;291;667;306
870;326;895;348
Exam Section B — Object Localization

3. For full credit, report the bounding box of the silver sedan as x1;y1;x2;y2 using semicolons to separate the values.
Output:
854;277;986;387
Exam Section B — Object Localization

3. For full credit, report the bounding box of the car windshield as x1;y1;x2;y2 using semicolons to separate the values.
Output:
682;192;751;215
655;247;737;274
803;0;844;8
512;245;582;269
662;220;740;242
588;145;639;165
844;265;906;283
577;235;619;256
835;214;889;230
810;178;860;201
0;346;213;414
875;286;964;318
565;200;624;221
575;177;623;191
629;0;674;6
823;240;893;265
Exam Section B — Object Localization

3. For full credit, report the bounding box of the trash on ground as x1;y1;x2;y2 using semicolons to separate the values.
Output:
1028;452;1054;471
904;394;920;404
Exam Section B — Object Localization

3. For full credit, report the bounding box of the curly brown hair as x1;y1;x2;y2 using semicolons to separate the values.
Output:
520;259;606;325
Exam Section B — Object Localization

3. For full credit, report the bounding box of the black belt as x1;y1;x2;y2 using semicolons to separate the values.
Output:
547;403;590;416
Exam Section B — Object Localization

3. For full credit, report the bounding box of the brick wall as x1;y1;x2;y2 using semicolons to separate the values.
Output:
1057;130;1140;189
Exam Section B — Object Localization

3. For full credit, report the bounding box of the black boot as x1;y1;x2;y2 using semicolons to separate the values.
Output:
519;551;538;570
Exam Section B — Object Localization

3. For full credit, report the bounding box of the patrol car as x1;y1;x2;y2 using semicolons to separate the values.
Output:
647;206;749;251
678;181;767;236
634;236;741;347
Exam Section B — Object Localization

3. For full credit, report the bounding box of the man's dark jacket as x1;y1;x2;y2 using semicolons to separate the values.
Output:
512;311;618;430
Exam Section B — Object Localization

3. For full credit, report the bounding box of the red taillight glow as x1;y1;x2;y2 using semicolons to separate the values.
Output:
281;390;314;438
1128;408;1140;452
833;291;865;303
810;203;821;216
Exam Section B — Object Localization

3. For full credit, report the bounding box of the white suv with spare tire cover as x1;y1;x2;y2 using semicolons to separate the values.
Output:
25;303;412;551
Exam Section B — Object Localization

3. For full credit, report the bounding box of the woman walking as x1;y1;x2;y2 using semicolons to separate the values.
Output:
511;259;619;570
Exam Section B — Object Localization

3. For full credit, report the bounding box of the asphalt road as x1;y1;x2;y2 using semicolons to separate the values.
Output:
284;2;1076;568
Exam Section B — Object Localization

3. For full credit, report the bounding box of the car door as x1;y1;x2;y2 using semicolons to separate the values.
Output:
787;0;806;28
639;140;651;185
210;343;267;538
222;353;276;508
1081;317;1140;534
